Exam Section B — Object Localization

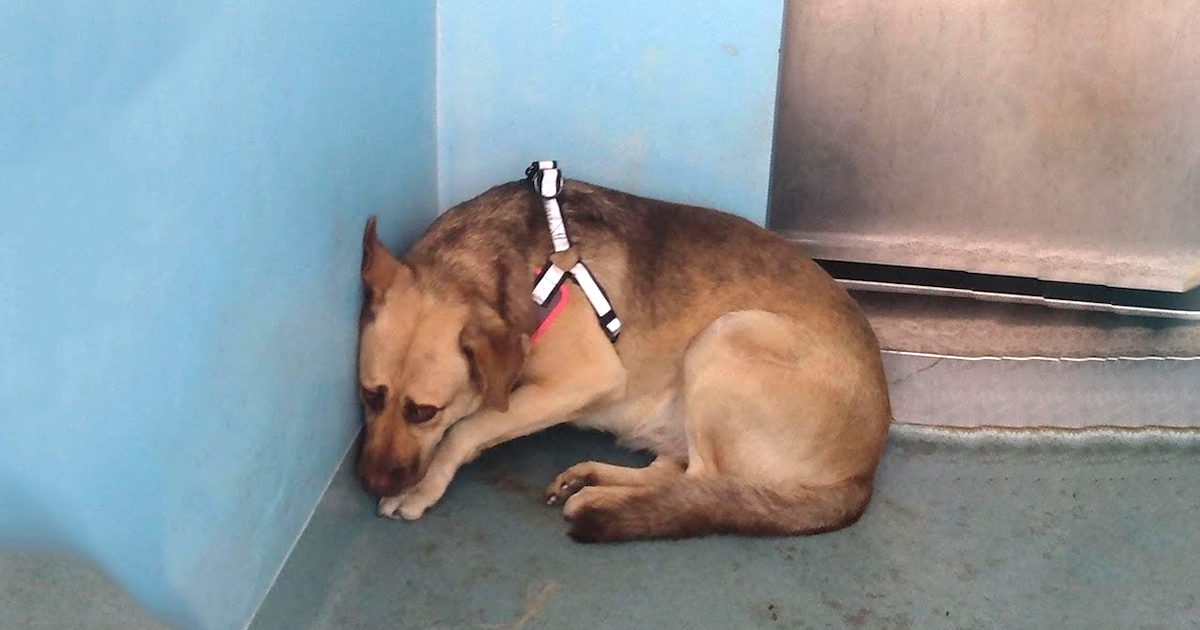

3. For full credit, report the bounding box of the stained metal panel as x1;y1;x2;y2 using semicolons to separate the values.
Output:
770;0;1200;292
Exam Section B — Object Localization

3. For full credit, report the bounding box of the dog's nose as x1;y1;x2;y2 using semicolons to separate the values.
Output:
361;462;415;497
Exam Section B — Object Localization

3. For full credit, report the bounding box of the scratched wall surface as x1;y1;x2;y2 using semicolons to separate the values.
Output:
436;0;785;223
770;0;1200;291
0;3;436;629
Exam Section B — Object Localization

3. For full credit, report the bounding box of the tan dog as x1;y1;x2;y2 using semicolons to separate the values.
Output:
356;178;891;542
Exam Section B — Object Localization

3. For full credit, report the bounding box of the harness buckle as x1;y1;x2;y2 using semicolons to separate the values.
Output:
525;160;557;179
531;171;563;199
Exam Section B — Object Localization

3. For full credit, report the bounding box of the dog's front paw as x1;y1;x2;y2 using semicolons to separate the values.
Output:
545;463;599;506
377;492;432;521
394;478;448;521
397;496;431;521
377;494;407;520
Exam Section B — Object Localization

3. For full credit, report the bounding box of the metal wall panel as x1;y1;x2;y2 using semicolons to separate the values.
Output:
770;0;1200;291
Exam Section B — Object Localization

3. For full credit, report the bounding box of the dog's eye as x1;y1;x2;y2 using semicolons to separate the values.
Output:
360;385;387;413
403;399;441;424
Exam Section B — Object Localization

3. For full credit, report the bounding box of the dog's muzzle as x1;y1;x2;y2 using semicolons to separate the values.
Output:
359;458;420;497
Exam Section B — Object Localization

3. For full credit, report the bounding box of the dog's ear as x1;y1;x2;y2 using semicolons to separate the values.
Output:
460;313;528;412
361;216;411;299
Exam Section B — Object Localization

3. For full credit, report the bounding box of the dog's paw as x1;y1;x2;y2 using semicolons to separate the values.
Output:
561;486;625;542
397;497;430;521
377;493;432;521
396;480;447;520
560;485;599;520
377;494;407;520
545;463;599;506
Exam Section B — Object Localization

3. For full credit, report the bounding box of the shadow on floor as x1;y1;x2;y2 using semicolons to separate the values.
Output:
250;425;1200;630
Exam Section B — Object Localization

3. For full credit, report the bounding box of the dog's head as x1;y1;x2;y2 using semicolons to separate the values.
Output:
356;217;526;497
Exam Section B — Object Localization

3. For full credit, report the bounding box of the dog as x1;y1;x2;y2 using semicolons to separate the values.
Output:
356;173;891;542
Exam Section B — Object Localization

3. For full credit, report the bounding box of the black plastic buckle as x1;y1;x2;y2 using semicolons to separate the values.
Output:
525;160;557;179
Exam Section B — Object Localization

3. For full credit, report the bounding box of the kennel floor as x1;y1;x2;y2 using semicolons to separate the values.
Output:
248;424;1200;630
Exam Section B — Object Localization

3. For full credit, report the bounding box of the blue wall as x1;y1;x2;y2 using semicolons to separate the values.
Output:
2;2;784;628
437;0;784;224
0;2;437;629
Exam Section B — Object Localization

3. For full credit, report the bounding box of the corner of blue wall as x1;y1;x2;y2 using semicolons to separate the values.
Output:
0;2;437;629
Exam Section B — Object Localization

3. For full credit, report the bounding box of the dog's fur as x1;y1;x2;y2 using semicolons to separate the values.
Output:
356;179;891;542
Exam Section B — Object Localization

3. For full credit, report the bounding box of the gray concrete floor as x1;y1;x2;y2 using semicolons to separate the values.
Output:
856;291;1200;357
249;425;1200;630
868;292;1200;429
0;548;170;630
881;352;1200;428
8;295;1199;630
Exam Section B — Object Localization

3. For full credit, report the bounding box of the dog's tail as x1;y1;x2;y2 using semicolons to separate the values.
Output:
566;474;874;543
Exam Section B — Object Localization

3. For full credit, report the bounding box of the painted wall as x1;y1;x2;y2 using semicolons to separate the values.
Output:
437;0;785;224
0;2;436;629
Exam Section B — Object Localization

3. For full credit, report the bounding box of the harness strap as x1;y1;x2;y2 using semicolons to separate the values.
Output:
530;267;569;346
528;162;571;253
526;160;622;342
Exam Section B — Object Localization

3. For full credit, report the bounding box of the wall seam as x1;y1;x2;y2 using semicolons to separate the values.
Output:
434;0;444;213
239;434;359;630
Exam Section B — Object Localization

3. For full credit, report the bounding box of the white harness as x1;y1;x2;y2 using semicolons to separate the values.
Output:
527;160;622;342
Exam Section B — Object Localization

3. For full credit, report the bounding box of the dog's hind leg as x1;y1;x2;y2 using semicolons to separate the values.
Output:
545;456;682;505
561;310;889;542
